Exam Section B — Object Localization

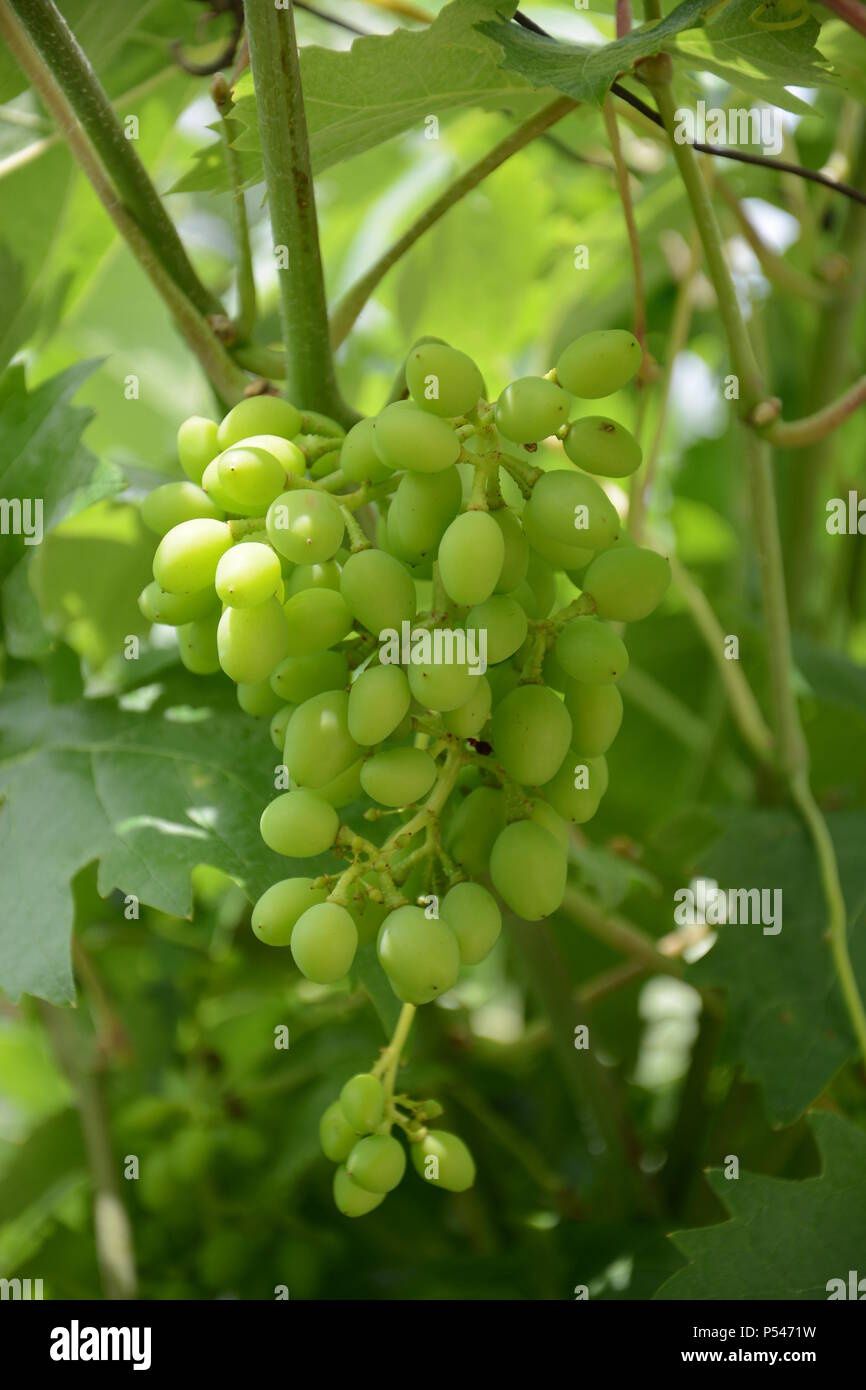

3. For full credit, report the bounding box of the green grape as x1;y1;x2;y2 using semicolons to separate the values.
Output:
491;685;572;786
556;329;642;399
348;664;411;745
284;690;361;789
270;703;294;752
528;797;570;853
564;416;642;478
438;510;505;606
522;507;595;571
251;876;328;947
524;551;557;619
564;680;623;755
339;417;391;484
333;1165;385;1217
283;587;353;655
290;901;358;983
319;1101;356;1163
386;466;462;562
489;820;567;920
237;679;284;718
215;542;282;607
271;650;348;704
405;342;484;418
377;905;460;1005
217;444;288;510
346;1134;407;1194
217;395;302;449
260;789;339;857
581;545;671;621
408;656;475;713
494;377;570;443
153;518;232;593
310;446;341;480
233;432;305;478
445;785;506;876
442;675;491;738
286;560;340;596
485;659;521;706
465;595;528;665
544;752;607;824
340;1073;385;1133
372;401;460;473
141;481;223;535
201;457;256;514
266;488;345;564
525;468;621;550
492;507;530;592
177;415;219;484
138;580;217;627
177;612;220;674
217;597;290;684
411;1131;475;1192
440;881;502;965
314;756;364;809
541;644;569;693
555;617;629;683
340;549;417;636
360;747;437;807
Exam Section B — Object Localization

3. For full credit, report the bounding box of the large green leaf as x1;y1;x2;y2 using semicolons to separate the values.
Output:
670;0;832;109
656;1112;866;1298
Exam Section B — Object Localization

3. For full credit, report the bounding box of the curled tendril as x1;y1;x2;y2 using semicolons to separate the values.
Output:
172;0;244;77
748;0;810;29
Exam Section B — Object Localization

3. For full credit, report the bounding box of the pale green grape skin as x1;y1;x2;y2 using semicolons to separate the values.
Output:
525;468;621;550
438;510;505;606
442;675;492;738
522;507;595;572
319;1101;357;1163
237;679;285;718
269;703;294;752
465;595;528;665
372;401;460;474
495;377;570;443
284;690;361;789
266;489;345;564
217;597;290;684
251;877;327;947
339;417;391;484
313;756;364;810
544;752;607;825
360;747;437;808
486;660;521;707
564;417;642;478
290;901;358;983
490;820;567;921
581;546;671;621
260;789;339;857
340;548;417;635
386;467;462;562
141;481;223;535
348;664;411;745
233;433;305;478
492;508;530;592
411;1131;475;1192
377;905;460;1005
138;580;217;627
408;658;475;713
445;785;506;877
177;613;221;674
270;650;348;704
541;645;569;693
528;797;570;853
340;1073;385;1134
556;329;642;399
441;882;502;965
286;560;340;596
524;551;557;619
282;587;353;656
405;342;484;418
153;518;232;593
217;444;288;510
333;1165;385;1217
346;1134;407;1194
201;457;254;514
564;680;623;755
217;396;302;449
491;684;572;787
215;542;282;607
556;617;629;683
177;416;219;484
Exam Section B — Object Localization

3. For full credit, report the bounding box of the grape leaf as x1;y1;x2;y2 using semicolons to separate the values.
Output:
0;667;319;1005
656;1112;866;1299
685;810;866;1124
670;0;832;109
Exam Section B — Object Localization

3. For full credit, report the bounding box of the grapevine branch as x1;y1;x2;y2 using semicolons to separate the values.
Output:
602;95;648;360
212;75;257;342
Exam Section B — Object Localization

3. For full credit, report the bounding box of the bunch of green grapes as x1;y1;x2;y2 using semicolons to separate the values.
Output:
136;328;670;1216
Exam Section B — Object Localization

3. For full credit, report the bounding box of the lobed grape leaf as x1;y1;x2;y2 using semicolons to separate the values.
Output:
656;1111;866;1298
670;0;832;109
0;667;319;1005
684;809;866;1125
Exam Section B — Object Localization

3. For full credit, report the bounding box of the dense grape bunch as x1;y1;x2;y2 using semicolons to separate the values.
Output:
136;331;669;1215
